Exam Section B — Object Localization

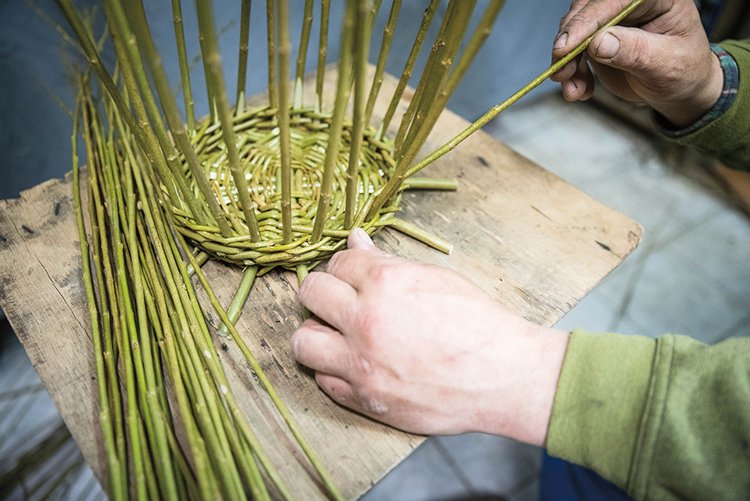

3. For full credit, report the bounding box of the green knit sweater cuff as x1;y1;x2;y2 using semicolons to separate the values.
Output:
546;329;656;491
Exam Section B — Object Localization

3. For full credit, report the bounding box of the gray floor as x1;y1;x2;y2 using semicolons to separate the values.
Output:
2;92;749;499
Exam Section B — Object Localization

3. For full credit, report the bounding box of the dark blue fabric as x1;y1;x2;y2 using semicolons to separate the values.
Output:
539;451;632;501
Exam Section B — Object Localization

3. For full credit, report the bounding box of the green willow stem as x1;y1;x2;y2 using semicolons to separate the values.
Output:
196;0;263;241
314;0;330;112
377;0;438;139
57;0;186;215
404;0;646;180
126;0;233;236
402;177;458;191
294;0;314;108
386;217;452;254
368;0;476;220
81;95;127;492
364;0;401;127
392;0;456;153
218;266;258;336
311;0;355;242
277;0;293;243
171;0;196;130
443;0;505;98
72;97;126;501
266;0;277;108
186;250;210;276
105;0;206;225
397;0;475;160
344;0;370;229
176;231;344;501
236;0;252;108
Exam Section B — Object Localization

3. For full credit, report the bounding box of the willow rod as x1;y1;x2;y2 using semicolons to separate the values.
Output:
196;0;262;242
294;0;314;108
277;0;293;243
314;0;330;112
56;0;183;212
105;0;207;225
177;231;344;501
310;0;355;243
125;0;234;237
392;0;457;153
404;0;646;180
72;95;125;501
344;0;371;229
236;0;252;108
377;0;439;139
368;0;476;220
363;0;402;128
171;0;196;130
266;0;277;108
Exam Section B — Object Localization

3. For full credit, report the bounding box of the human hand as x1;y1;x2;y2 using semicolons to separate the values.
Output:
291;229;569;446
551;0;724;128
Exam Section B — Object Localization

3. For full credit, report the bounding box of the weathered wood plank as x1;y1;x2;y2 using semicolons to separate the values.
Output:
0;67;641;499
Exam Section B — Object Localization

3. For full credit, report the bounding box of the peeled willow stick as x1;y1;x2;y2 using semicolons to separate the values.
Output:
377;0;438;139
344;0;371;229
443;0;506;97
265;0;277;108
171;0;195;130
293;0;314;108
196;0;262;242
363;0;401;128
311;0;355;243
404;0;646;180
276;0;293;244
236;0;252;108
125;0;234;237
314;0;330;112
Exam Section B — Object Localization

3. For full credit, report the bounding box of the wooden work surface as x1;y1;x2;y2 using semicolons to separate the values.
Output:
0;68;641;499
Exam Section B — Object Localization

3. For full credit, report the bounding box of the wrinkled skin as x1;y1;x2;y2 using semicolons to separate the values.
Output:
551;0;723;128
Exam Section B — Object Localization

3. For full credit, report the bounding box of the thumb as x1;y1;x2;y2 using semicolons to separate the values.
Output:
588;26;671;80
347;227;378;251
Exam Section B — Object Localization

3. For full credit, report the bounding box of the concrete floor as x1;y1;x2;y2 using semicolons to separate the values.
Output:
2;91;748;499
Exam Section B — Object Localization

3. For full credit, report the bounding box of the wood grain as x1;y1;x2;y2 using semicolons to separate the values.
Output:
0;67;641;499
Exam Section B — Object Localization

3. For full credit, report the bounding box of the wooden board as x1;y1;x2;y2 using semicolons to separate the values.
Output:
0;67;642;499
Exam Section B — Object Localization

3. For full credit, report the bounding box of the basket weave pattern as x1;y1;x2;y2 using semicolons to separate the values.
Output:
172;106;399;269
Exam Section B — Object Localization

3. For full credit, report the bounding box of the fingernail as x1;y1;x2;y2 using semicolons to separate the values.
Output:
553;32;568;50
595;32;620;59
348;227;373;248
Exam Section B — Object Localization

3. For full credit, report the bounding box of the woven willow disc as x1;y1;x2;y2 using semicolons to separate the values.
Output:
171;106;399;269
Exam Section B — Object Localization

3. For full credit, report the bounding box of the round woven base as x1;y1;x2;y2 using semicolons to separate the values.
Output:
171;106;399;269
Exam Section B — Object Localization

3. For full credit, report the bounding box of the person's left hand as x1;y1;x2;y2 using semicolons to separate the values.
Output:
291;229;569;445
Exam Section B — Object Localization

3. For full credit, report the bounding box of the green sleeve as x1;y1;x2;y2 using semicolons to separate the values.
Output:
665;40;750;171
547;329;750;500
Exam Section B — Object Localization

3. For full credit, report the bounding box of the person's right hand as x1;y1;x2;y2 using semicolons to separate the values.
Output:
551;0;724;128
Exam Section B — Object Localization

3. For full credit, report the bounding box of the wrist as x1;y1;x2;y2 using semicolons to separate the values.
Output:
477;323;570;446
652;47;725;128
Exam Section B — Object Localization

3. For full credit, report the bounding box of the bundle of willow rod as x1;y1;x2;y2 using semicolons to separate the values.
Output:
61;0;644;497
